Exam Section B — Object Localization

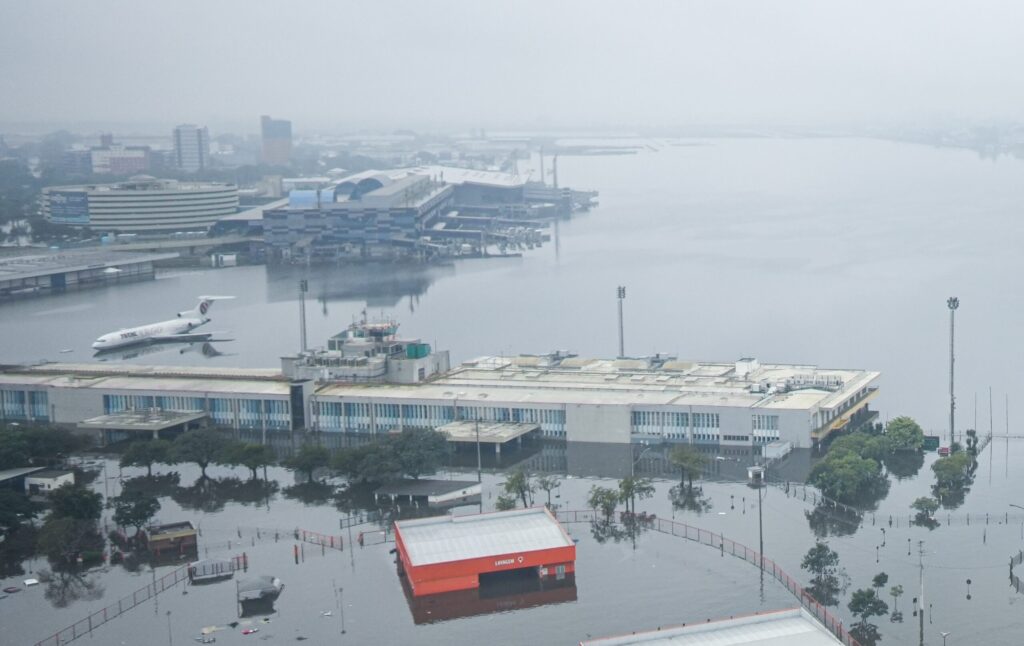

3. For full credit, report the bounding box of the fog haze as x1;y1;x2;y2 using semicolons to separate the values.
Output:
3;0;1024;132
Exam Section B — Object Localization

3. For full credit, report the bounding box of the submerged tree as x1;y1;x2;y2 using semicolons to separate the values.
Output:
173;430;229;478
588;485;619;521
535;475;561;509
800;541;849;607
848;587;889;646
884;416;925;451
222;442;276;480
618;476;654;514
48;484;103;522
502;470;534;508
120;439;173;476
285;444;331;484
110;492;161;541
669;445;706;490
911;497;940;529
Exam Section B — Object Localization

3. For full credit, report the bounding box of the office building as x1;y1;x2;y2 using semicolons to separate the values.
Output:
172;124;209;172
260;115;292;166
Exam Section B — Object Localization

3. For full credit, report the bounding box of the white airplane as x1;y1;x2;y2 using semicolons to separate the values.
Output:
91;296;234;351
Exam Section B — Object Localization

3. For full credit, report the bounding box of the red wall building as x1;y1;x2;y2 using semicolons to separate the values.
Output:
395;507;576;597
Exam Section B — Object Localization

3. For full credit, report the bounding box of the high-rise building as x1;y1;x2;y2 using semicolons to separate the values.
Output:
172;124;209;172
260;115;292;166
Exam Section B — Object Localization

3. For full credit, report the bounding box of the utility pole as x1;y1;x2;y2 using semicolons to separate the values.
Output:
475;418;482;483
947;297;959;447
918;540;925;646
617;286;626;358
299;279;309;352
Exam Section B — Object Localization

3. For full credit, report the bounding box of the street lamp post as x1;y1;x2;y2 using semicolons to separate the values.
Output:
617;286;626;358
630;442;653;478
947;297;959;447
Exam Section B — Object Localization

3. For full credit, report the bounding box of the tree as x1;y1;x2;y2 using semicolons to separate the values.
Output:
848;587;888;644
0;489;40;536
535;475;561;508
48;484;102;522
889;584;904;615
801;542;848;607
885;416;924;451
911;497;939;524
285;444;330;483
393;429;447;479
502;470;534;508
618;476;655;514
36;517;100;566
110;492;161;539
221;442;276;480
872;572;888;591
669;445;706;489
588;485;619;520
120;439;172;476
495;494;517;511
808;450;888;505
173;430;229;478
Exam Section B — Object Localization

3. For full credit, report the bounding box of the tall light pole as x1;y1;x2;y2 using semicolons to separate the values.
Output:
299;279;309;352
947;297;959;446
617;286;626;358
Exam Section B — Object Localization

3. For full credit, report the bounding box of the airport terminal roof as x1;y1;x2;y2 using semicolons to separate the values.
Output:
395;507;572;567
0;250;180;282
579;608;843;645
437;421;540;444
412;165;530;188
316;355;878;412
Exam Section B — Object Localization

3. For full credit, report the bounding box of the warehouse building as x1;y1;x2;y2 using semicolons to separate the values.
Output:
0;249;179;300
43;177;238;233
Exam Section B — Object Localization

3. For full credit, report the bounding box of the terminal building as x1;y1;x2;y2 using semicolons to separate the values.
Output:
0;330;878;449
43;177;239;233
263;173;453;257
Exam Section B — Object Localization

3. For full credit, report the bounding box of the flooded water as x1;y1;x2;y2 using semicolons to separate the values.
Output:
3;137;1024;644
3;435;1024;645
1;138;1022;434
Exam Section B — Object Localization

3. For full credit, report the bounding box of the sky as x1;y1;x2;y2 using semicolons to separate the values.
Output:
2;0;1024;134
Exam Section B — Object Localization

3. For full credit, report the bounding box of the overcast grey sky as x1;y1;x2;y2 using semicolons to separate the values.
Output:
2;0;1023;133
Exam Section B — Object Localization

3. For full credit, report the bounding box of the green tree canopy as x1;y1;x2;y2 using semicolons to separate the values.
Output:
502;470;534;508
0;489;40;536
36;517;99;566
669;445;707;489
110;492;161;538
393;428;448;479
588;485;619;520
801;541;848;607
221;442;276;479
848;587;888;638
285;444;330;483
49;484;103;522
120;439;173;476
173;430;229;478
618;476;655;514
808;451;887;504
535;475;561;508
885;416;925;451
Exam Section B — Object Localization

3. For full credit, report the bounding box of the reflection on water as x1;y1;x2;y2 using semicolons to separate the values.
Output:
41;568;104;609
266;263;455;310
402;571;577;624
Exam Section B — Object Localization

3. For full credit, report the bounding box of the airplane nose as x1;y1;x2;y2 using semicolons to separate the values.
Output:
92;340;104;349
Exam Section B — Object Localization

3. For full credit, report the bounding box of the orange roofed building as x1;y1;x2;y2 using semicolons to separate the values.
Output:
394;507;576;597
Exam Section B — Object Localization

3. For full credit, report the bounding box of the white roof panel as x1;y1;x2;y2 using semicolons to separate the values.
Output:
397;507;572;566
580;608;843;645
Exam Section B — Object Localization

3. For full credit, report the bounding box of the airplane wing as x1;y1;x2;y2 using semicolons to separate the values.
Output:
153;332;235;343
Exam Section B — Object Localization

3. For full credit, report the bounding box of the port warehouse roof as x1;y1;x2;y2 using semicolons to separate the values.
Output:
2;354;876;412
0;249;179;282
395;507;573;567
579;608;843;645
